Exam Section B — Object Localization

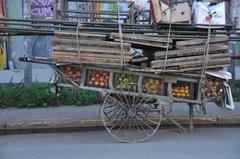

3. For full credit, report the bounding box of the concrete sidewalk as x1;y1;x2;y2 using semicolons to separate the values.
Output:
0;68;54;83
0;103;239;132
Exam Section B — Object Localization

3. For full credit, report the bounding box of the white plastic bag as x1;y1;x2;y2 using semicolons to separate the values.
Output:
193;2;225;25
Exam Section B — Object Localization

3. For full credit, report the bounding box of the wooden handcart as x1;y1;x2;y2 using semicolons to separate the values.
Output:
19;56;233;143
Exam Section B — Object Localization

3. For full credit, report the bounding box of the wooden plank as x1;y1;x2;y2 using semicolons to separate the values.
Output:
53;46;132;55
52;38;131;48
131;57;148;63
110;33;172;43
179;58;231;69
53;56;130;64
155;44;228;59
53;52;132;60
152;53;230;68
181;63;230;71
114;40;171;49
54;31;106;40
176;36;228;47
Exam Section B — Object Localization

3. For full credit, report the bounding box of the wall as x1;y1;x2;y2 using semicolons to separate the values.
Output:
31;0;53;19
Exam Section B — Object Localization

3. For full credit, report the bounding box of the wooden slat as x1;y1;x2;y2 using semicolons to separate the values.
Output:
53;46;132;55
53;56;130;64
110;33;172;43
54;31;106;40
155;44;228;59
176;36;228;47
53;52;132;60
181;63;230;71
179;58;231;69
52;38;131;48
113;39;172;48
152;53;230;68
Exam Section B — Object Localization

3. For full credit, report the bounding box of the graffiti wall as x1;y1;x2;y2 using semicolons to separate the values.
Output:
0;42;6;70
0;0;6;70
31;0;53;19
25;0;54;68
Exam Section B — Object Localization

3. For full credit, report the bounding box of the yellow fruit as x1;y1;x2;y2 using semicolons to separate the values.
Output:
181;93;186;97
184;90;189;94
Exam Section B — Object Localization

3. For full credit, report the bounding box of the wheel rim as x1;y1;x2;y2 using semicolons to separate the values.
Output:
102;83;162;143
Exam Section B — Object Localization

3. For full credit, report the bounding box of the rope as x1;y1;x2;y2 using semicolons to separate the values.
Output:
198;12;212;105
76;22;82;64
198;8;212;107
163;6;173;72
116;0;125;68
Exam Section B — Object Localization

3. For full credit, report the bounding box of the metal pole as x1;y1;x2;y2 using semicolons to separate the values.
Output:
23;0;32;87
52;0;58;19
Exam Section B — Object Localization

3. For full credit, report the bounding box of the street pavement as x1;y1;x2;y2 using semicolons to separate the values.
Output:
0;128;239;159
0;103;239;123
0;103;239;131
0;68;54;83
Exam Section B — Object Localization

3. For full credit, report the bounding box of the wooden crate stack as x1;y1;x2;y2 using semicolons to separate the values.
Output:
52;32;132;66
151;36;230;72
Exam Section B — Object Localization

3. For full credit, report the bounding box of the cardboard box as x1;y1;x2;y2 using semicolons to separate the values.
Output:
161;2;191;23
150;0;191;23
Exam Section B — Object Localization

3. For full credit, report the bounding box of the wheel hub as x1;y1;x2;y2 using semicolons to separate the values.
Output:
127;106;137;117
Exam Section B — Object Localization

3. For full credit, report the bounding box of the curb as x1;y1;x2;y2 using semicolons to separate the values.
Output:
1;116;240;133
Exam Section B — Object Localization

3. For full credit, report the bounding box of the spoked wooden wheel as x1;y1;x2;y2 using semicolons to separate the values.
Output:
102;83;162;143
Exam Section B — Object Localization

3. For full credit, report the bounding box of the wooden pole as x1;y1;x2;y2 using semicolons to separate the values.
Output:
188;103;194;132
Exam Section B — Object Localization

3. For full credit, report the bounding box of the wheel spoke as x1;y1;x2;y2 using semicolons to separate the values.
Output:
113;117;129;136
107;109;125;130
136;114;155;131
107;96;126;109
136;113;159;125
104;105;121;115
134;117;149;136
121;87;131;108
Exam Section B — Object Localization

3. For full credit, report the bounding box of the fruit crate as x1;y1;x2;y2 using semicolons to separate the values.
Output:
142;77;163;95
169;81;197;100
204;77;223;98
59;65;81;84
113;73;139;90
85;69;110;88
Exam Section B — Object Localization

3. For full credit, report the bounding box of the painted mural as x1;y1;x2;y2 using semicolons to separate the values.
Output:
27;0;53;67
31;0;53;19
0;43;5;70
0;0;6;70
